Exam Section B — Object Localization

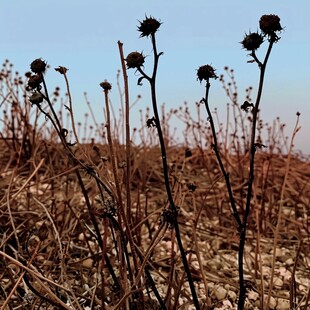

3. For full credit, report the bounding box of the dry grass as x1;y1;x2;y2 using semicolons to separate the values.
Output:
0;135;309;308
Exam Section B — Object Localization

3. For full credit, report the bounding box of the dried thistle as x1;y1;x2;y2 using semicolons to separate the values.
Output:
29;92;44;106
27;74;42;90
30;58;47;74
259;14;283;36
125;52;145;69
138;16;162;37
197;65;218;82
241;32;264;51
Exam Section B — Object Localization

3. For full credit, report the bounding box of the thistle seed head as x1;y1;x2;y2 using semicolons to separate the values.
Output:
197;65;218;82
125;52;145;69
29;92;44;106
30;58;47;74
259;14;282;36
138;16;162;37
241;32;264;51
27;74;42;90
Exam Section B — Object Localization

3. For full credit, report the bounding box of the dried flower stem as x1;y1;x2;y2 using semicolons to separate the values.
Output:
238;36;276;310
137;32;200;309
266;113;301;309
103;85;142;294
61;70;80;144
202;81;242;229
31;71;121;293
118;41;132;225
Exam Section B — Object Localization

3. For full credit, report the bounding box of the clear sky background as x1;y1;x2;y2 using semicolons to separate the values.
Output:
1;0;309;154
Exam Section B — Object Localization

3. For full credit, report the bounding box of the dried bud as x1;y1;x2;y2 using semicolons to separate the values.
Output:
138;16;162;37
38;223;49;241
197;65;218;82
100;81;112;91
241;32;264;51
146;116;156;128
30;58;47;74
241;100;254;112
126;52;145;69
27;74;42;90
185;148;192;158
55;66;68;74
187;183;197;192
29;92;44;105
259;14;282;36
160;206;179;229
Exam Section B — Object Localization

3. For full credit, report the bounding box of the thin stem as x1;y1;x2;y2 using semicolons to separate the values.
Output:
41;75;62;133
62;70;80;144
140;32;200;309
238;37;275;310
202;81;242;230
103;87;141;292
118;41;132;226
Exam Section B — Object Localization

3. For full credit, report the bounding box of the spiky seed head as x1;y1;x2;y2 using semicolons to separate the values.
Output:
241;32;264;51
138;16;162;37
125;52;145;69
197;65;218;82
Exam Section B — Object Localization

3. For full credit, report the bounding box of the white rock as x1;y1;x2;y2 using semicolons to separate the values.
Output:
285;258;294;266
227;290;237;302
277;298;290;310
223;299;233;307
248;290;259;301
275;247;282;257
264;295;277;309
273;277;283;288
214;286;227;301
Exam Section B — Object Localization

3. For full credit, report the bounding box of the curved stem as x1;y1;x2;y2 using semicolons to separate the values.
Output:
203;81;242;230
62;71;80;144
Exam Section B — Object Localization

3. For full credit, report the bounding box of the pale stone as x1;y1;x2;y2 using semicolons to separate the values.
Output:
263;295;277;309
214;286;227;301
247;290;259;301
273;277;283;288
275;247;282;257
277;298;290;310
227;290;237;302
285;258;294;266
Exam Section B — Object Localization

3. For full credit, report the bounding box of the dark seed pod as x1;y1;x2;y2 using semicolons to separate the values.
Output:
241;32;264;51
125;52;145;69
29;92;44;105
138;16;162;37
259;14;282;36
100;81;112;91
30;58;47;74
55;66;68;75
27;74;42;90
197;65;218;82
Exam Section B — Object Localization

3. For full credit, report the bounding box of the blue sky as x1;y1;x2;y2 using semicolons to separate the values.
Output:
1;0;309;153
